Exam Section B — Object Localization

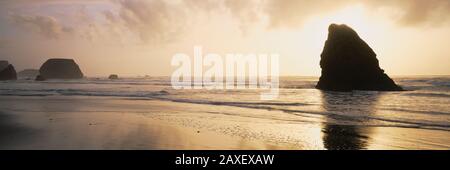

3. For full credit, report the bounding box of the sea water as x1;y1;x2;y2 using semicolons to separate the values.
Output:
0;76;449;149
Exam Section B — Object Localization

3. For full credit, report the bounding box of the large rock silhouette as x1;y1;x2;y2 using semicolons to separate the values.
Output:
39;58;84;79
316;24;402;91
0;61;8;71
0;61;17;80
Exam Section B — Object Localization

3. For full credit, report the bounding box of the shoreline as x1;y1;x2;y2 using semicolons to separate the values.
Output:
0;96;449;150
0;96;294;150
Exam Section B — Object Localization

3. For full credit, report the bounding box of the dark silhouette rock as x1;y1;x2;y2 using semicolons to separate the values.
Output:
158;90;169;95
316;24;402;91
18;69;39;78
108;74;119;79
35;75;46;81
39;58;83;79
0;61;8;71
0;64;17;81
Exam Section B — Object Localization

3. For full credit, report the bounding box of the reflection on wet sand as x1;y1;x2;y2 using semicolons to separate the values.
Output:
320;91;381;150
0;96;285;149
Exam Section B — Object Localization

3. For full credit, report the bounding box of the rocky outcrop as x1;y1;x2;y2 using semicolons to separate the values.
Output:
39;58;83;79
35;75;46;81
108;74;119;79
0;61;17;80
18;69;39;78
0;61;8;71
316;24;402;91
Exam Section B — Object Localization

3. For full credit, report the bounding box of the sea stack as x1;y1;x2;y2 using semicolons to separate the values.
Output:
0;61;8;71
0;61;17;80
316;24;402;91
39;58;84;79
108;74;119;80
35;75;46;81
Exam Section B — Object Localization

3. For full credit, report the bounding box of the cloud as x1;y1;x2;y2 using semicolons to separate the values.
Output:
223;0;263;33
364;0;450;26
263;0;450;28
105;0;260;43
113;0;188;44
264;0;352;28
11;14;73;39
184;0;221;12
4;0;450;43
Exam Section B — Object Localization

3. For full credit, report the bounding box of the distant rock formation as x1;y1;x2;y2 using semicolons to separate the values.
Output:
316;24;402;91
18;69;39;78
0;61;8;71
35;75;46;81
0;61;17;81
108;74;119;80
39;58;84;79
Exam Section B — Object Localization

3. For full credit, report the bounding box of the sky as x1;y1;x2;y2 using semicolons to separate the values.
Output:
0;0;449;76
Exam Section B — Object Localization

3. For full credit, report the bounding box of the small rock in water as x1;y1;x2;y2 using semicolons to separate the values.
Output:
35;75;46;81
0;61;17;81
0;65;17;81
108;74;119;79
159;90;169;95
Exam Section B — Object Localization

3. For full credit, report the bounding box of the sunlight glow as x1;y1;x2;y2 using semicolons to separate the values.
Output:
305;4;379;51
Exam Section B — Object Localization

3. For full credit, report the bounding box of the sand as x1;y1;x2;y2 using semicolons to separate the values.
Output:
0;96;448;150
0;96;290;149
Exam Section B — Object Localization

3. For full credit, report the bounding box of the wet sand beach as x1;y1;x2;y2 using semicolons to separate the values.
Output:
1;95;448;150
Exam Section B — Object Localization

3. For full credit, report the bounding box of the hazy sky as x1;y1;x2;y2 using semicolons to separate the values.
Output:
0;0;449;76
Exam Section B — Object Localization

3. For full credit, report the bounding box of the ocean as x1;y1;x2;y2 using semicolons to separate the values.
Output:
0;76;449;149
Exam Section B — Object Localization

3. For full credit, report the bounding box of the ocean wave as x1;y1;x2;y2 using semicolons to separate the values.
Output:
1;77;449;132
379;108;450;115
141;97;450;132
403;92;450;98
150;98;315;107
0;88;170;98
396;77;450;90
